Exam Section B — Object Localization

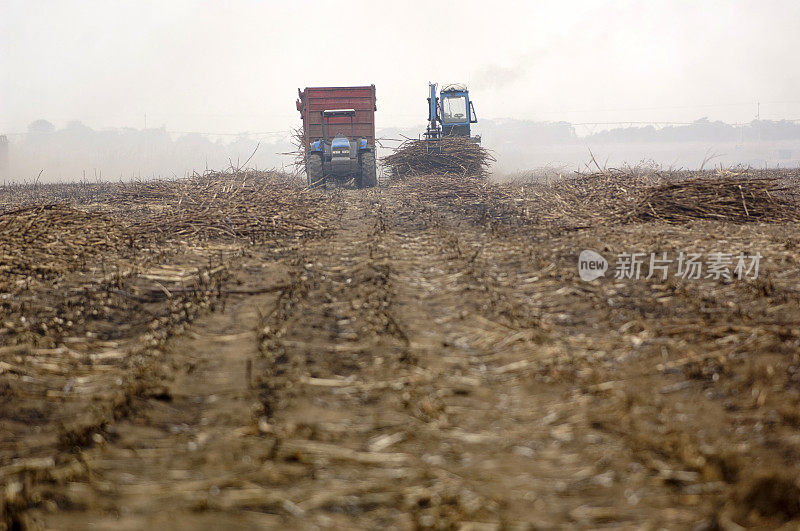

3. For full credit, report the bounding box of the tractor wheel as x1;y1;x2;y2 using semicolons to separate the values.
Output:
306;154;324;187
359;151;377;189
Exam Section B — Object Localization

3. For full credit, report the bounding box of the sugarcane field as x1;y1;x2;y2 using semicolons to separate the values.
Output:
3;2;800;530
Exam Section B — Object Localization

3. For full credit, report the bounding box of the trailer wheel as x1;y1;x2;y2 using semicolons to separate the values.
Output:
359;151;377;189
306;154;324;187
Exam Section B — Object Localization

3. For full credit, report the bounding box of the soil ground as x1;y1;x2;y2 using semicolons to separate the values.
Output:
2;173;800;529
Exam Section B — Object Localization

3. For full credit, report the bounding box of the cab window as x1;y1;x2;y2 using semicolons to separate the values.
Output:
442;95;467;123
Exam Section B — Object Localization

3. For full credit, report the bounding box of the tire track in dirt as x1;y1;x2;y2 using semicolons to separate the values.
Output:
232;184;703;528
20;248;297;529
371;183;687;528
1;244;236;529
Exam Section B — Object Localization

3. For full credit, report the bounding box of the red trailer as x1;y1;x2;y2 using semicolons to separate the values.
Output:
296;85;377;188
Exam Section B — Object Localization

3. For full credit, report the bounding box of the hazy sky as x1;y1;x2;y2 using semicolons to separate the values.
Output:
2;0;799;137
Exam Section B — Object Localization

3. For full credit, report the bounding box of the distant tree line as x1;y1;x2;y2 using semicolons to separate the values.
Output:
8;120;292;181
480;117;800;145
5;117;799;182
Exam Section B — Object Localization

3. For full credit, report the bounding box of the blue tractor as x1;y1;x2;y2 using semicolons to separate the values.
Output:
306;109;377;188
297;85;378;189
424;82;480;150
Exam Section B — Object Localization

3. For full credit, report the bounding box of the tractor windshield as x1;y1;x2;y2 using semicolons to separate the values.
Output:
442;95;468;124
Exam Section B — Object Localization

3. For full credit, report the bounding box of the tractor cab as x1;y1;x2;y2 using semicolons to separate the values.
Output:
424;82;480;152
439;84;478;138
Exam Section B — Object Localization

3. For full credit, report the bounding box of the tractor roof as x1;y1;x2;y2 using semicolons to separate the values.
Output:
442;83;468;93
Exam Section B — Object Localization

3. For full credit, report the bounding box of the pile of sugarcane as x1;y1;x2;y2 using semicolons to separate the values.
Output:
120;170;333;242
382;136;494;178
0;170;335;245
493;171;800;228
629;176;800;223
0;204;133;288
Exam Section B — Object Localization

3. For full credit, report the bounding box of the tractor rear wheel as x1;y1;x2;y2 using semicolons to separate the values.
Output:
359;151;377;189
306;154;324;187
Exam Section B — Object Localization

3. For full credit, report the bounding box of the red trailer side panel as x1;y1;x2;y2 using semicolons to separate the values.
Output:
297;85;376;148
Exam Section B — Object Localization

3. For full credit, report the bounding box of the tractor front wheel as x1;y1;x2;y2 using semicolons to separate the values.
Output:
306;153;324;187
359;151;377;189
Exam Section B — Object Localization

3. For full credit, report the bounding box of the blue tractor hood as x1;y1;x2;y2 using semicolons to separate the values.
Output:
331;134;350;150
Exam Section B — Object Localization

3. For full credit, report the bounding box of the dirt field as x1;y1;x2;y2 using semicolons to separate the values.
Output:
2;169;800;529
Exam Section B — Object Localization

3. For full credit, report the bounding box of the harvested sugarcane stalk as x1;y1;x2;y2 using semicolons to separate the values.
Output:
628;176;800;223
